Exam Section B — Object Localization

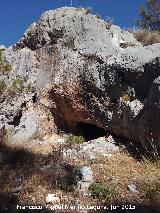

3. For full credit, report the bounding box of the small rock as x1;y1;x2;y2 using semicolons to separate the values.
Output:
109;176;118;182
127;184;138;193
64;137;119;161
40;164;51;171
77;167;93;195
107;135;115;143
80;166;93;182
11;185;24;195
53;138;66;146
77;181;91;190
46;194;60;204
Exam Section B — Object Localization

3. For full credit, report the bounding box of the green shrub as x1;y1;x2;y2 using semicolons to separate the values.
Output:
0;49;11;73
58;165;81;192
66;135;85;149
26;82;35;93
90;182;118;202
0;80;6;96
12;77;24;90
65;165;81;192
137;0;160;31
15;42;25;50
64;37;75;49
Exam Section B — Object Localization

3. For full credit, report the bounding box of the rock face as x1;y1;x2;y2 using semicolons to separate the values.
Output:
63;136;119;160
0;7;160;151
77;166;93;195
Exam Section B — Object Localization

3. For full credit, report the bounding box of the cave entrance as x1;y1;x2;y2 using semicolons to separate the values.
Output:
74;122;107;141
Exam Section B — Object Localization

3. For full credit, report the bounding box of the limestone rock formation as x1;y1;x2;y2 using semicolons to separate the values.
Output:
0;7;160;151
63;136;119;161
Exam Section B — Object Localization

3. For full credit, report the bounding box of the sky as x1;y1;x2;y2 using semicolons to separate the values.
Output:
0;0;146;47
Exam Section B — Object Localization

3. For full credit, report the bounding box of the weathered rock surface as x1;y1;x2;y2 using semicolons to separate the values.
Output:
63;136;119;160
77;166;93;195
0;7;160;151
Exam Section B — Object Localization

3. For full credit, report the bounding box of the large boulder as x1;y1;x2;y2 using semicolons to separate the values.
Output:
0;7;160;151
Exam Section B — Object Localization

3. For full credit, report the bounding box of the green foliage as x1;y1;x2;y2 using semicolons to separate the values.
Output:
66;135;85;149
7;77;24;97
0;49;11;73
0;80;6;95
12;77;24;90
26;82;35;93
137;0;160;30
4;77;24;98
90;182;118;202
59;165;81;192
64;37;75;49
65;165;81;192
12;42;25;51
15;42;25;50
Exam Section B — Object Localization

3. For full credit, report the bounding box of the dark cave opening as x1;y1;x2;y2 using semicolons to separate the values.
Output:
74;122;107;141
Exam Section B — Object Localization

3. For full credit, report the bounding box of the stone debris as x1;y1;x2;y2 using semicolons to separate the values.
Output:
64;136;119;160
46;194;60;204
80;166;93;182
127;184;138;193
77;166;93;196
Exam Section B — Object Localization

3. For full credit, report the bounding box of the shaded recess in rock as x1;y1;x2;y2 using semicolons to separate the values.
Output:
8;102;27;127
74;122;107;141
32;93;38;103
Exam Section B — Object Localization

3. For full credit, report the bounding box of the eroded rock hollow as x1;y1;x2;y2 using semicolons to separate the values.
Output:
0;7;160;151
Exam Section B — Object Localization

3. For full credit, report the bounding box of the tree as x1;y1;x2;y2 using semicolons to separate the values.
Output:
137;0;160;31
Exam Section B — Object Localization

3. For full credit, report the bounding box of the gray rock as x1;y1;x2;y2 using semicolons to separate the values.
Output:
127;184;138;193
8;111;40;144
64;137;119;160
77;166;93;195
80;166;93;182
0;7;160;152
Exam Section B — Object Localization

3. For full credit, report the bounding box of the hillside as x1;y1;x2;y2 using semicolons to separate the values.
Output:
0;7;160;212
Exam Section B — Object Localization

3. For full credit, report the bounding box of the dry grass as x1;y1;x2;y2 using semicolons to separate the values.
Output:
121;93;131;102
0;134;160;212
134;30;160;46
69;147;160;208
0;143;98;212
90;151;160;208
